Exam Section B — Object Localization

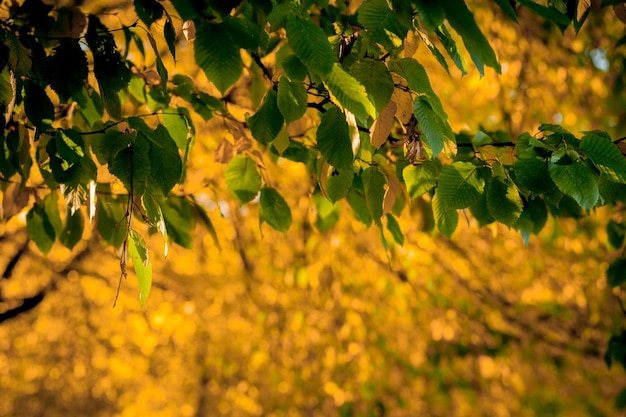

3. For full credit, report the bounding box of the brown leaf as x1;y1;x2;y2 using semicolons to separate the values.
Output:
383;173;401;215
391;76;413;126
614;4;626;24
403;30;419;58
370;100;397;148
214;138;234;164
182;20;196;42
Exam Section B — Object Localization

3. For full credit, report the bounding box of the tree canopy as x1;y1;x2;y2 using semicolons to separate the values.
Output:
1;0;626;412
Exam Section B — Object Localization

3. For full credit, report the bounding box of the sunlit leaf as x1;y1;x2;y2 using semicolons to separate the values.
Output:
128;229;152;306
486;177;523;226
325;63;377;121
403;161;437;199
225;155;262;203
580;132;626;184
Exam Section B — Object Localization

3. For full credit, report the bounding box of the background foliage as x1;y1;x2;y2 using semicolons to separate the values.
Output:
1;0;626;415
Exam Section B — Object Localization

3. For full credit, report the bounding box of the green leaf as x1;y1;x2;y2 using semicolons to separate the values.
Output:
316;106;354;169
516;0;571;28
607;257;626;287
109;134;151;195
433;191;458;238
314;193;340;232
43;192;63;236
5;31;31;76
441;0;501;75
413;0;445;32
325;63;376;121
191;196;220;250
282;54;308;82
142;189;169;256
350;59;394;112
513;155;556;194
494;0;519;22
225;155;262;203
607;220;626;248
26;204;56;254
128;229;152;306
486;177;523;226
605;330;626;369
85;15;131;119
134;0;164;26
164;17;176;60
358;0;408;39
386;213;404;245
96;196;127;248
580;133;626;183
438;161;484;209
347;188;372;226
469;193;495;226
286;15;334;77
162;109;188;149
91;129;132;165
23;80;54;132
324;165;354;203
362;167;386;220
147;125;182;195
392;58;448;122
548;160;599;210
160;195;194;249
259;187;292;232
403;161;437;199
249;89;284;144
436;26;468;75
59;209;84;249
277;76;308;123
616;388;626;410
195;21;243;94
147;32;168;89
413;96;446;157
46;39;88;103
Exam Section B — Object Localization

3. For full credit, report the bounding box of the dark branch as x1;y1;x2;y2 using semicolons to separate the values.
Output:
0;291;46;324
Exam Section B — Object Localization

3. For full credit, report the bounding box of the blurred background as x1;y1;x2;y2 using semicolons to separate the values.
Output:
1;0;626;416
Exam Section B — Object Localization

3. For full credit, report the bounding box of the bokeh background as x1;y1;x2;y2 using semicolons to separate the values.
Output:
1;1;626;416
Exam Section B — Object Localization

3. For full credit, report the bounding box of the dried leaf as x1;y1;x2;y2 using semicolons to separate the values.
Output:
383;173;401;214
370;100;397;148
182;20;196;41
404;30;419;58
214;138;234;164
